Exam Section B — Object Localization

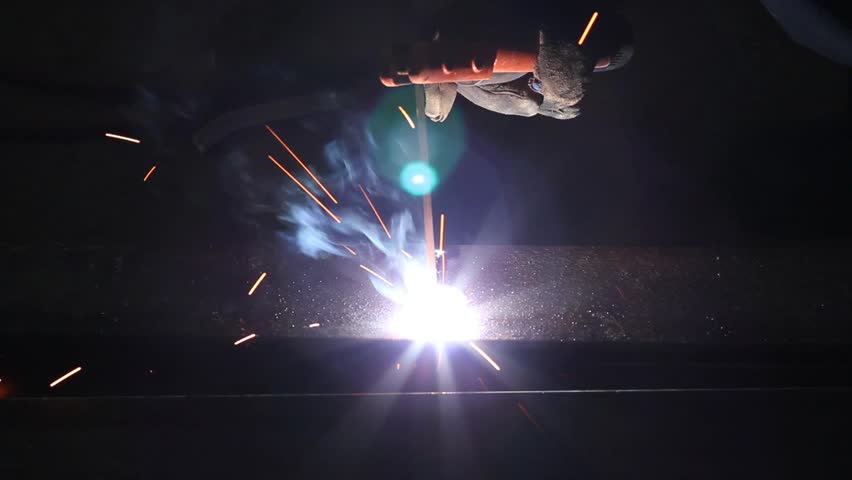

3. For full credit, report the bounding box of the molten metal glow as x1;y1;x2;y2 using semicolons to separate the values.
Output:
396;363;400;370
143;165;157;182
341;245;357;256
265;125;338;203
248;272;267;296
439;213;446;283
389;267;480;343
398;106;416;129
234;333;257;345
469;342;501;371
359;184;392;238
269;155;341;223
105;133;140;144
360;264;394;286
578;11;599;45
50;367;82;387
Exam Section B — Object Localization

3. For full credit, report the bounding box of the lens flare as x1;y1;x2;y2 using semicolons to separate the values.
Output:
400;162;438;196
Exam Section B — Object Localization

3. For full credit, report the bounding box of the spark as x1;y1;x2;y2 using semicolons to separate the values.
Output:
398;106;416;129
469;342;501;371
439;213;446;283
248;272;267;296
105;133;140;144
341;245;357;256
400;249;413;259
359;264;394;287
578;11;599;45
234;333;257;345
269;155;341;223
517;402;543;432
478;377;488;390
265;125;338;204
396;363;401;370
143;165;157;182
308;323;320;328
50;367;82;388
358;184;391;238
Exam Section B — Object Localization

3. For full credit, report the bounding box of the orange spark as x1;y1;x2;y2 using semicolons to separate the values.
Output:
358;184;391;238
439;213;446;283
359;264;393;287
400;249;413;259
234;333;257;345
517;402;543;432
341;245;357;256
578;11;599;45
265;125;338;204
308;323;320;328
469;342;501;371
105;132;141;144
143;165;157;182
398;106;416;129
50;366;82;387
248;272;267;296
269;155;341;223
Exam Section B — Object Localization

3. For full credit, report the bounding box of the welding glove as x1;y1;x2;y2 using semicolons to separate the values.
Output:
424;9;633;122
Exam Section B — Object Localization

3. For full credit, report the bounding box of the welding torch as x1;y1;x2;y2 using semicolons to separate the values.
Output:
380;41;539;87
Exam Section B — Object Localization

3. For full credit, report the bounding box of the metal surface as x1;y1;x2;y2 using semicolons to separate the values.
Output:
3;244;851;343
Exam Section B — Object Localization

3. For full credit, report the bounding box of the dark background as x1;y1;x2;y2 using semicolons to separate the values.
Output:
0;0;848;248
1;1;851;477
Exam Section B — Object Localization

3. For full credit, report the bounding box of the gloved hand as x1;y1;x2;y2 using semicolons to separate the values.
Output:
425;37;587;122
419;6;633;122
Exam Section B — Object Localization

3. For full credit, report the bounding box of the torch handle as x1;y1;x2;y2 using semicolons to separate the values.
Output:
381;43;538;87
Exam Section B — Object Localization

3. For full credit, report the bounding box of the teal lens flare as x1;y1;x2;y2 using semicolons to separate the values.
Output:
400;162;438;196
